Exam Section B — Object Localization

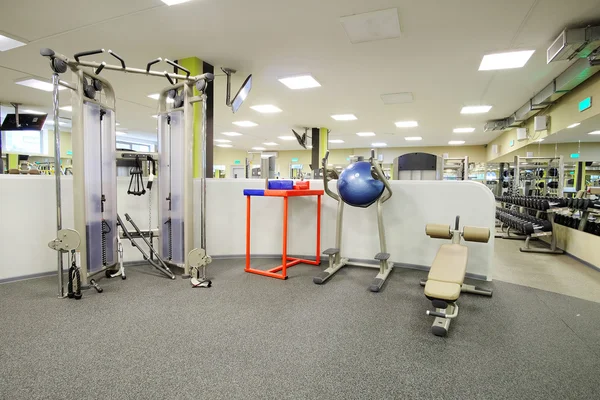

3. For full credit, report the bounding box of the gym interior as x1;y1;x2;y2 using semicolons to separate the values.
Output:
1;1;600;399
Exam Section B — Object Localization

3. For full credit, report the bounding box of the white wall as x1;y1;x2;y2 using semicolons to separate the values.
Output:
0;176;496;282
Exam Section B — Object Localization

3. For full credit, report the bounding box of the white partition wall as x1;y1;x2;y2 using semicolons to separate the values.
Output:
198;179;496;280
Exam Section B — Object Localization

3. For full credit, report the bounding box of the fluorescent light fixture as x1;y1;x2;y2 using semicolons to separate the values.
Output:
278;74;321;90
340;8;401;44
252;147;266;151
60;106;72;112
217;144;233;148
251;105;282;113
372;142;387;147
461;105;492;114
479;50;535;71
161;0;192;5
214;139;232;143
0;34;26;52
453;127;475;133
148;93;174;103
395;121;418;128
116;122;120;126
278;136;296;140
405;137;422;141
152;115;158;118
534;139;544;142
329;139;344;144
567;123;581;129
22;109;46;115
356;132;376;137
264;142;279;146
15;78;66;92
222;132;242;137
233;121;258;127
116;131;126;136
331;114;357;121
588;131;600;135
449;140;465;145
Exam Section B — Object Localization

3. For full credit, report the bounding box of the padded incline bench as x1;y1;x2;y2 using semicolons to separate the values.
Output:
420;216;492;337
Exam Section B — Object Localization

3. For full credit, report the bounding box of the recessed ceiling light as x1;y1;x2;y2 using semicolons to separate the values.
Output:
588;131;600;135
567;123;580;129
395;121;418;128
116;122;120;126
0;34;26;52
307;145;313;149
161;0;192;5
233;121;258;127
449;140;465;145
250;105;282;113
479;50;535;71
22;109;46;115
222;132;242;136
278;75;321;90
372;142;387;147
152;115;158;118
534;139;544;142
405;137;422;141
278;136;296;140
264;142;279;146
148;93;174;103
461;106;492;114
329;139;344;143
340;8;401;44
453;127;475;133
356;132;376;137
217;144;233;148
15;78;66;92
59;106;72;112
331;114;357;121
116;131;126;136
214;139;232;143
252;147;266;151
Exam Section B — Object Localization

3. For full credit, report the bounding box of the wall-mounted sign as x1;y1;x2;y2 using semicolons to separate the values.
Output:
291;164;303;169
570;153;580;159
579;97;592;112
66;150;73;156
234;160;241;164
291;158;299;162
509;140;515;147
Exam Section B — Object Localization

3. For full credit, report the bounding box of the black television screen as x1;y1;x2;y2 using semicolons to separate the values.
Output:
1;113;48;131
292;129;307;149
231;75;252;113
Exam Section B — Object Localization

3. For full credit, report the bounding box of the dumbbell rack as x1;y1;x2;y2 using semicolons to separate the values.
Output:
495;199;563;254
555;201;600;233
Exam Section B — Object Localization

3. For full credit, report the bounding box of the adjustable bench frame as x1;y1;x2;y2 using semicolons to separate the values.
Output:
314;150;393;292
422;217;492;337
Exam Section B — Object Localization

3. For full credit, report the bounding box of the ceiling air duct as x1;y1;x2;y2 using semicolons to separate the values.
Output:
485;25;600;132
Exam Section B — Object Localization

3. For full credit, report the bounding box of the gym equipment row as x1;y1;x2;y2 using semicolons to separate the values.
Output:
582;218;600;236
496;195;566;211
495;207;563;254
511;156;565;197
563;197;600;211
420;217;492;337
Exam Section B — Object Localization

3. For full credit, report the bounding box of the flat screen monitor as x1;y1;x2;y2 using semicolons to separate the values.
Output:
1;113;47;131
231;75;252;113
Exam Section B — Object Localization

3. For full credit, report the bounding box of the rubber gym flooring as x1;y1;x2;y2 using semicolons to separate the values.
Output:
1;259;599;400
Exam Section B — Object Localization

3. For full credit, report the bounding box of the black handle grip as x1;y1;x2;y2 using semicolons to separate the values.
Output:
164;72;174;86
165;59;190;77
74;49;104;62
95;62;106;75
108;50;125;68
146;57;162;73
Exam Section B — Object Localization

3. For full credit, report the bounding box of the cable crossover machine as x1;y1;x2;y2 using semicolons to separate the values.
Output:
43;47;215;297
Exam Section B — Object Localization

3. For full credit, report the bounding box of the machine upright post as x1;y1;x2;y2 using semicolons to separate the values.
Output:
52;73;64;298
201;94;207;252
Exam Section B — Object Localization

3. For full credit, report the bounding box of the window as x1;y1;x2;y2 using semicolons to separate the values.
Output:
117;142;132;150
132;144;151;152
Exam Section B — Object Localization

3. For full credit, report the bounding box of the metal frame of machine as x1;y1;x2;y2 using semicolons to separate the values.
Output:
314;150;394;292
41;48;213;297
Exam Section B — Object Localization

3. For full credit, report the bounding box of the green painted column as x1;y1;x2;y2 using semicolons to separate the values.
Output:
319;128;328;161
8;154;18;170
177;57;214;178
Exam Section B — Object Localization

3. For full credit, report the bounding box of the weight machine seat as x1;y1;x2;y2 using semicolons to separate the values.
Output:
424;244;468;301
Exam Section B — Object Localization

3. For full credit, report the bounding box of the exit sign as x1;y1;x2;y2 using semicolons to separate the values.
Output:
570;153;580;159
234;160;241;165
509;140;514;147
66;150;73;155
579;97;592;112
291;158;299;162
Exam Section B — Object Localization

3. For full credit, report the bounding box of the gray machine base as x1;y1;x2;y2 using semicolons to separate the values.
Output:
314;258;393;292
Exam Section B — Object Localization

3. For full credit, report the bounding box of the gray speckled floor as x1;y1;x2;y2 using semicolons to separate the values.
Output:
1;260;599;400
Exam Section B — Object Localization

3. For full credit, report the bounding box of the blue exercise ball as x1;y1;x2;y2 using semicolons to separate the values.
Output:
337;161;384;208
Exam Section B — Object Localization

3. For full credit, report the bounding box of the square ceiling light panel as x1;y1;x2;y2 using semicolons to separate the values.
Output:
329;139;345;144
331;114;357;121
449;140;465;145
251;105;282;113
279;75;321;90
461;105;492;114
15;78;66;92
372;142;387;147
395;121;418;128
340;8;401;44
479;50;535;71
0;33;26;51
453;127;475;133
161;0;192;5
222;132;242;136
233;121;257;127
278;136;296;140
405;137;422;141
356;132;376;137
381;92;413;105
